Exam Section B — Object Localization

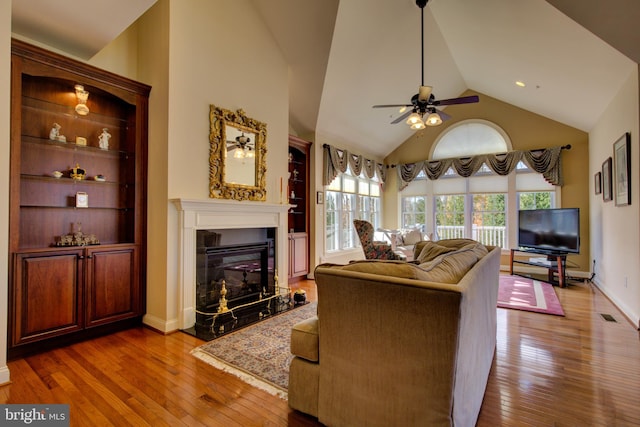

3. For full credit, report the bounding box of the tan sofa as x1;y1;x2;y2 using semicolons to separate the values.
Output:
288;240;501;426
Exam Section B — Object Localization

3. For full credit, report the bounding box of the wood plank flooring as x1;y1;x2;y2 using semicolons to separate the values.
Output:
1;278;639;426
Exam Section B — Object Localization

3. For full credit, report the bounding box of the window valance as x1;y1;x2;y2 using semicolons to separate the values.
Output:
323;144;387;186
397;145;568;189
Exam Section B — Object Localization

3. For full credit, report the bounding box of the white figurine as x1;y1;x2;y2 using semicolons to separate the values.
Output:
98;128;111;150
49;123;66;141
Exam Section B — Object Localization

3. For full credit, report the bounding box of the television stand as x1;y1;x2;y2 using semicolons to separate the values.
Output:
509;248;567;288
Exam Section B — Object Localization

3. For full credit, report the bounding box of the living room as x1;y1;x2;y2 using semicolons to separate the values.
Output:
0;0;639;424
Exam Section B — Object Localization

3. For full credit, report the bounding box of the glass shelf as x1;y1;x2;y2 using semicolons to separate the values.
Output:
21;135;135;157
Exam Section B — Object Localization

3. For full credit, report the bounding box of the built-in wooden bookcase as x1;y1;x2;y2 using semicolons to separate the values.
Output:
8;39;150;358
288;136;311;281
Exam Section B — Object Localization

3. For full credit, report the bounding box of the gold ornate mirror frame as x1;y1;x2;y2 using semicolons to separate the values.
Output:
209;105;267;201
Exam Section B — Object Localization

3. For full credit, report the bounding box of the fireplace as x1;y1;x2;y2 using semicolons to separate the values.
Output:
173;199;291;335
190;229;288;338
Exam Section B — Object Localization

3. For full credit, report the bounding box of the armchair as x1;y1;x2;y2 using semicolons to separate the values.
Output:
353;219;406;260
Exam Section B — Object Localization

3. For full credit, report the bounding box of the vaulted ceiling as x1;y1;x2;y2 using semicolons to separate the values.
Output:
12;0;639;158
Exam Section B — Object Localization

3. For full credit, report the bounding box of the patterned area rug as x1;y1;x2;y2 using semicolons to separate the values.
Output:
498;275;565;316
191;302;317;399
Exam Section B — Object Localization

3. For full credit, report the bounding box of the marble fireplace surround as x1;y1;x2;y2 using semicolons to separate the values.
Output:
172;198;290;330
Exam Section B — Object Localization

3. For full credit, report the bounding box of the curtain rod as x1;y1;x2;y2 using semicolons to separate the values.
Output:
385;144;571;169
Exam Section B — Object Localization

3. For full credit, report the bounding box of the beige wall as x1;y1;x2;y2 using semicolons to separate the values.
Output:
90;0;291;332
140;0;290;331
589;67;640;326
383;90;590;272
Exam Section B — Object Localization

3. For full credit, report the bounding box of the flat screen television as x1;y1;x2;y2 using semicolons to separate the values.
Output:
518;208;580;254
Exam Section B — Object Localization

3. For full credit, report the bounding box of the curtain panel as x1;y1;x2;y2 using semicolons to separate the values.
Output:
397;146;565;189
323;144;387;186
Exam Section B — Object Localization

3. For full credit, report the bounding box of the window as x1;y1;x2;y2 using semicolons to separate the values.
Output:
401;196;425;231
434;195;465;239
472;193;506;246
518;191;554;210
326;167;381;251
400;120;558;249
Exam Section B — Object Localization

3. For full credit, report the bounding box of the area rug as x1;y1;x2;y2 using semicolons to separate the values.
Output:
191;302;317;399
498;275;564;316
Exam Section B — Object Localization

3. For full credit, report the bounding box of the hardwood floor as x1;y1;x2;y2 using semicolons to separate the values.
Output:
2;277;639;426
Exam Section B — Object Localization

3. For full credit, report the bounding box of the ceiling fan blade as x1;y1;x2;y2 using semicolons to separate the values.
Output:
391;109;413;124
433;95;479;106
373;104;412;109
437;109;452;121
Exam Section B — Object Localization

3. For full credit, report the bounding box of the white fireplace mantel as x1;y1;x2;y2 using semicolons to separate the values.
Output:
172;198;291;329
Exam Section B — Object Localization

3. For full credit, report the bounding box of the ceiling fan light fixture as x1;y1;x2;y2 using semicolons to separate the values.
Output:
418;85;433;102
425;111;443;126
406;112;423;125
410;121;426;130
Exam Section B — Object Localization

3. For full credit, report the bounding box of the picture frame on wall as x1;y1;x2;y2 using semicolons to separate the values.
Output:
594;171;602;195
317;191;324;204
613;132;631;206
602;157;612;202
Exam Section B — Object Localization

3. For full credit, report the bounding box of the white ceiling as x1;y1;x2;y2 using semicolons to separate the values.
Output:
12;0;638;159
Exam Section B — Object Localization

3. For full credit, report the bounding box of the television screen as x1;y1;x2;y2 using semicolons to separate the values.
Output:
518;208;580;254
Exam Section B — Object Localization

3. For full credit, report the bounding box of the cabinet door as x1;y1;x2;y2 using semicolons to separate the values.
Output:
11;250;84;346
289;232;309;278
85;245;140;327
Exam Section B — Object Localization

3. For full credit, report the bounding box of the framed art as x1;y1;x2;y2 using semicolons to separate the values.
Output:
602;157;612;202
317;191;324;204
613;132;631;206
594;171;601;195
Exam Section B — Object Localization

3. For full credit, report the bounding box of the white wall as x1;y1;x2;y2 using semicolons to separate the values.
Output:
589;67;640;327
0;0;12;385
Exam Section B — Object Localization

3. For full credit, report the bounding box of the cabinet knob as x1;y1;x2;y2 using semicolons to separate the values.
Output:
78;255;85;259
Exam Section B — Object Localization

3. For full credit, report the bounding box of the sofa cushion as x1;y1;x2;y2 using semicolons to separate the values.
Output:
291;316;319;362
417;247;480;283
416;241;457;263
335;260;429;280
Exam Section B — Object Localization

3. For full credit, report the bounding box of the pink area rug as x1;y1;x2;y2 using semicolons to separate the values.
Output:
498;275;565;316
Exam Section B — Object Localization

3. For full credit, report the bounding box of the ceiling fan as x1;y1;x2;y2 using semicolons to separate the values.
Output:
227;133;255;159
372;0;479;129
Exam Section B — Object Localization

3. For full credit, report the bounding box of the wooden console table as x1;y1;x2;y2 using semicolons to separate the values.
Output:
509;248;567;288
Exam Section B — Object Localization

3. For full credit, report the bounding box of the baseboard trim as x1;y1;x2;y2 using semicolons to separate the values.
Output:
143;314;179;334
0;365;11;386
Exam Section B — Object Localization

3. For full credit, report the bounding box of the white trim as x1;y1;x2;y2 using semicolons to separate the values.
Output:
0;366;10;386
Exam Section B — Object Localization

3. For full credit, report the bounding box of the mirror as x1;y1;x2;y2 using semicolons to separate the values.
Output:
209;105;267;201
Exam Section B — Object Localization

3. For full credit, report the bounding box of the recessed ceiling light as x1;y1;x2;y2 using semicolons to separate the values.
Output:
515;81;526;87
